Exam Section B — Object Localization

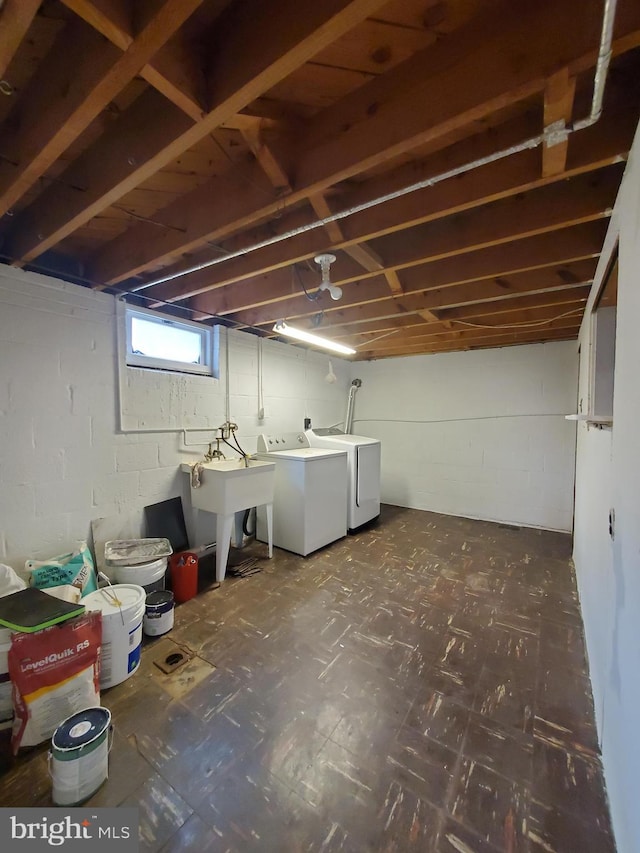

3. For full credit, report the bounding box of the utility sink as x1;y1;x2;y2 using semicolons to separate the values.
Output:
181;458;275;515
181;458;275;583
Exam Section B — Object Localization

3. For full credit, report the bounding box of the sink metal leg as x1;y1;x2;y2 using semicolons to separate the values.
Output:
216;512;234;582
265;502;273;558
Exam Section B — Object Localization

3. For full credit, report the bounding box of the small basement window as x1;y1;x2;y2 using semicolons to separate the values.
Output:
589;248;618;424
125;305;217;377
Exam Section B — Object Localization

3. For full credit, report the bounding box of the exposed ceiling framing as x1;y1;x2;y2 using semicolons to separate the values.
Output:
0;0;639;359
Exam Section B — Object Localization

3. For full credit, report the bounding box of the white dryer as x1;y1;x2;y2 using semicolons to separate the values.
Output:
255;433;348;556
305;428;381;532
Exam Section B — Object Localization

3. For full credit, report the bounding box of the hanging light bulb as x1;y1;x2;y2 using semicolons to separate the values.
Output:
315;253;343;301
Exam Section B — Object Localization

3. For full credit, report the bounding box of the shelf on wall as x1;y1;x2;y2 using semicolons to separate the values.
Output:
565;414;613;427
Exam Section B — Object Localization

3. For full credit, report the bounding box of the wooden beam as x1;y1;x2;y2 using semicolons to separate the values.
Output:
308;192;385;274
296;0;640;189
354;327;581;359
131;100;633;301
362;163;619;275
308;192;347;245
241;119;291;192
149;160;617;309
354;300;588;347
416;310;440;324
357;317;583;351
218;223;605;327
61;0;206;121
0;1;205;220
326;285;589;341
329;315;424;337
344;242;385;273
384;270;404;295
543;68;576;177
61;0;132;45
0;0;41;80
179;170;617;316
4;0;389;263
398;221;605;296
310;260;597;332
83;0;640;284
367;322;584;350
434;284;591;322
322;271;593;337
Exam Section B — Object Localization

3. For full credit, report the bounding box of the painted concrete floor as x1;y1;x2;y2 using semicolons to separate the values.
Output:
0;505;614;852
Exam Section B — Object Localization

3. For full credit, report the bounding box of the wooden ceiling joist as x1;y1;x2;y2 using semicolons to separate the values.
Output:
355;320;580;361
384;270;404;296
354;325;582;360
0;1;204;220
60;0;207;121
223;222;605;328
295;0;619;188
184;182;612;321
77;0;640;287
302;260;597;334
1;1;638;358
357;165;619;273
329;282;592;340
542;67;577;177
240;119;292;193
348;299;588;345
340;285;590;347
308;191;384;274
2;0;389;264
0;0;41;80
423;284;591;324
137;101;633;305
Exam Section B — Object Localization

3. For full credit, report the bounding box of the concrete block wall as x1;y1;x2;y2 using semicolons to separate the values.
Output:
353;341;578;531
0;260;580;575
0;265;350;571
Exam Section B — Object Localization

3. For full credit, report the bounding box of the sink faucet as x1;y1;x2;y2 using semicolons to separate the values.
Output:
204;439;225;461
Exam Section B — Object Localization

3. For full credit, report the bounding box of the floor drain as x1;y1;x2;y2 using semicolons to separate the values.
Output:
153;644;193;675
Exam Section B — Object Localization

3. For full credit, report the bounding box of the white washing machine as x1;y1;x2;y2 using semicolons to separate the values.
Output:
305;428;381;532
255;433;348;556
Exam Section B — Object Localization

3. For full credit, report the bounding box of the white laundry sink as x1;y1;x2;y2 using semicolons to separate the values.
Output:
182;458;275;516
181;458;275;583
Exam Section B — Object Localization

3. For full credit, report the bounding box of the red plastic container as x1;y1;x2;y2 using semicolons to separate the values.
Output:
169;552;198;603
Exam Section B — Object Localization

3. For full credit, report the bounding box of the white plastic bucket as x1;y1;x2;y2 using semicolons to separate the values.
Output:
83;585;145;689
143;590;174;637
49;707;112;806
112;557;167;594
0;627;12;723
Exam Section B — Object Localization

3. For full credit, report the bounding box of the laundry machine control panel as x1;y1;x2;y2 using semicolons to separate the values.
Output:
257;433;310;452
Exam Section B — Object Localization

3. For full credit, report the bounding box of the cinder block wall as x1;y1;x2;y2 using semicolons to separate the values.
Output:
353;343;578;531
0;262;580;574
0;266;350;570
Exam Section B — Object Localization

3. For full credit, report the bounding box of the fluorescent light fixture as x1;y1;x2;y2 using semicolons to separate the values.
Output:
273;320;356;355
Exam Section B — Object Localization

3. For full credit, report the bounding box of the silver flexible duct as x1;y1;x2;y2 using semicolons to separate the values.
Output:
344;378;362;434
